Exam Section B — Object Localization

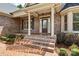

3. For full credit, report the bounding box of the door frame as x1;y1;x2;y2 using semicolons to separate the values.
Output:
42;18;48;33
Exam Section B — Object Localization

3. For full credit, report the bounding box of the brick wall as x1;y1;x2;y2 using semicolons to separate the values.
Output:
0;16;19;35
54;14;61;34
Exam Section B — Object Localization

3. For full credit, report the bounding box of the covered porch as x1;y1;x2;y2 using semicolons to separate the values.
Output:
12;4;60;37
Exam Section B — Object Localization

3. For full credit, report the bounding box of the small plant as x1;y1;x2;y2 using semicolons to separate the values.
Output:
69;44;78;50
15;35;24;41
59;48;68;56
0;34;16;44
71;48;79;56
0;36;7;41
5;34;16;39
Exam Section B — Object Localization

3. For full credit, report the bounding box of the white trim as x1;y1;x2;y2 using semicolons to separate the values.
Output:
51;7;54;36
28;12;31;35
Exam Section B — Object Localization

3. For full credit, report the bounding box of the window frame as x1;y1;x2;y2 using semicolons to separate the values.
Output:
73;13;79;31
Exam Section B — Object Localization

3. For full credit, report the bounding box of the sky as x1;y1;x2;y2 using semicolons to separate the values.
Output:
13;3;25;6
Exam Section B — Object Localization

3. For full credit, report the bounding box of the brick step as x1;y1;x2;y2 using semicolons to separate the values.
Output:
16;40;55;48
23;43;54;52
15;35;56;53
15;40;55;52
26;39;55;47
24;38;56;43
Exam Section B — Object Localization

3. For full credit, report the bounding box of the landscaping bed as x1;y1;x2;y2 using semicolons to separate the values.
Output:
56;32;79;56
0;34;24;44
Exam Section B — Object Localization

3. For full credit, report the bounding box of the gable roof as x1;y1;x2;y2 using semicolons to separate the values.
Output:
61;3;79;11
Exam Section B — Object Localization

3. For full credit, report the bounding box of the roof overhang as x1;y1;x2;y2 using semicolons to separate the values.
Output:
11;3;60;18
0;11;11;17
60;6;79;15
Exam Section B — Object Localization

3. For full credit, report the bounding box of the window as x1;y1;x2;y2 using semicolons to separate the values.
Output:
31;18;34;29
22;18;34;29
26;18;34;30
64;15;67;31
73;13;79;31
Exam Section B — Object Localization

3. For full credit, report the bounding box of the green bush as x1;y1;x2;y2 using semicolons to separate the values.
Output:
5;34;16;39
71;48;79;56
57;32;65;43
59;48;68;56
0;34;16;44
6;38;15;44
75;34;79;46
0;36;7;41
69;44;78;50
64;33;75;46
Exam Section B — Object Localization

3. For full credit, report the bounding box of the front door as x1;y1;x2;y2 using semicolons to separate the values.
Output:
42;19;48;33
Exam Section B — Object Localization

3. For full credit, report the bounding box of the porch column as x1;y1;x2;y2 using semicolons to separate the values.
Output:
28;12;31;35
67;12;73;32
39;19;42;33
51;7;54;36
61;15;64;32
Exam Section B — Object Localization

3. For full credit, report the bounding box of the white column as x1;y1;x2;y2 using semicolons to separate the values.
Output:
48;18;50;33
51;7;54;36
39;19;42;33
28;12;31;35
67;12;73;32
61;15;64;32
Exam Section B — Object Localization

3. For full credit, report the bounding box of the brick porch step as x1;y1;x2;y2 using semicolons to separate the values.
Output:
22;43;55;52
15;35;56;53
24;37;56;43
22;39;55;47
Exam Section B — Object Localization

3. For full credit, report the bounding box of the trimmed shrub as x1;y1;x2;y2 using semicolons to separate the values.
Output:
57;32;65;43
64;33;75;46
59;48;68;56
71;48;79;56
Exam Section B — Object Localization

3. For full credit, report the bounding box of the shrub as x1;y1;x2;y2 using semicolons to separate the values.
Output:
71;48;79;56
57;32;65;43
5;34;16;39
15;35;24;41
18;35;24;39
64;33;75;46
75;34;79;46
69;44;78;50
0;34;16;44
59;48;68;56
0;36;7;41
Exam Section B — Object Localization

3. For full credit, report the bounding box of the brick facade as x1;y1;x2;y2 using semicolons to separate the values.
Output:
0;16;19;35
0;13;61;35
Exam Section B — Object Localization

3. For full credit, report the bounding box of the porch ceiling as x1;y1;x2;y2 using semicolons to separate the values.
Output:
12;4;54;17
